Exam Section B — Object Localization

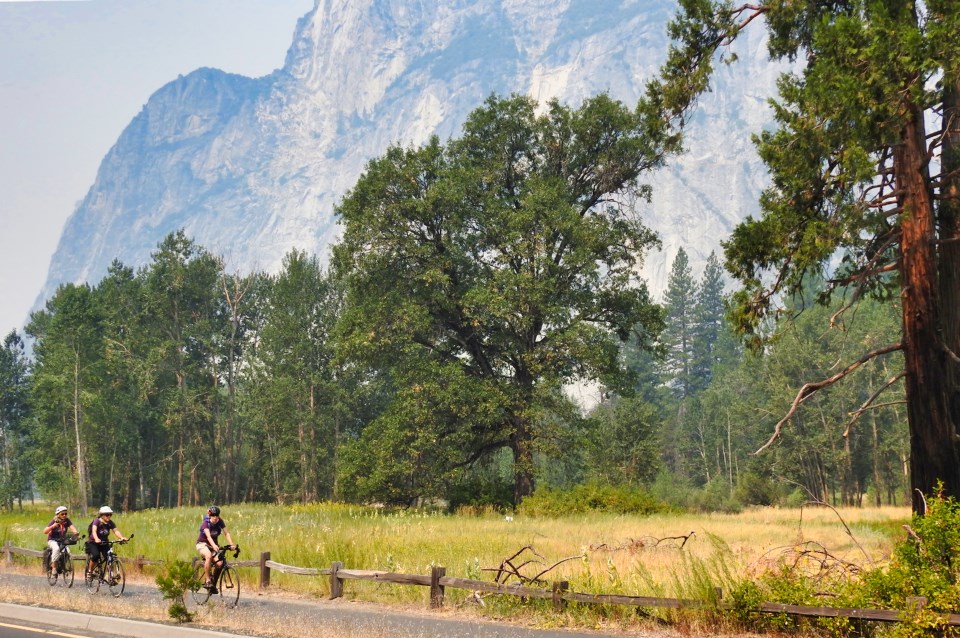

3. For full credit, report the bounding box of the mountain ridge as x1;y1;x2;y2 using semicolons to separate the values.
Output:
38;0;782;308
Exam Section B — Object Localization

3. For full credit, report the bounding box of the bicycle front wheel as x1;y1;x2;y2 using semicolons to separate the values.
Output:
108;558;125;597
190;565;211;605
46;556;58;586
62;553;74;588
217;565;240;608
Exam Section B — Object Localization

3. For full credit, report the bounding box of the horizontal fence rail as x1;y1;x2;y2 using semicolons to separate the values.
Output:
4;541;958;626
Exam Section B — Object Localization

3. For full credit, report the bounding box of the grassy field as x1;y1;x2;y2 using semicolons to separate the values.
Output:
0;502;911;634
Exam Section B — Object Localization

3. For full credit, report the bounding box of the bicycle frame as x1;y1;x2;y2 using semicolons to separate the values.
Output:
191;544;241;607
85;535;132;597
46;535;77;587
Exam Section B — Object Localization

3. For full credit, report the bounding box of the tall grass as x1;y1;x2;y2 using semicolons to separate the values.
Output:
1;502;910;631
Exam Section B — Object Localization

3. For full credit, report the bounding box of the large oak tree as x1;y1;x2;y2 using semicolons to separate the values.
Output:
333;94;667;504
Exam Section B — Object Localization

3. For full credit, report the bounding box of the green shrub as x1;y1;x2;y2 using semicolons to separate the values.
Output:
861;486;960;632
517;482;669;517
155;560;197;623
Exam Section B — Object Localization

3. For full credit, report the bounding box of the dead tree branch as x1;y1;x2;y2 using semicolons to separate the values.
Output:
484;545;584;586
842;371;907;437
755;343;903;454
590;531;696;553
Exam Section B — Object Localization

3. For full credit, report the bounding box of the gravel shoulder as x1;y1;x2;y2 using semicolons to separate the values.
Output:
0;570;672;638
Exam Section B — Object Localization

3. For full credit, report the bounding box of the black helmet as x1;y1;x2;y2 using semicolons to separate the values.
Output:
207;505;221;516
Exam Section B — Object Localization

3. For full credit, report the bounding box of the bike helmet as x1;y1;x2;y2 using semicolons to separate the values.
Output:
207;505;221;516
98;506;113;515
55;505;68;515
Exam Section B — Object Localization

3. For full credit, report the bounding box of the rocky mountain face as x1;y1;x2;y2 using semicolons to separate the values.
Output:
41;0;782;303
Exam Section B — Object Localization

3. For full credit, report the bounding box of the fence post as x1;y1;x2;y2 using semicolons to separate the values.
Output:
430;566;446;608
552;580;569;611
135;555;145;573
260;551;271;590
3;541;11;566
330;561;343;599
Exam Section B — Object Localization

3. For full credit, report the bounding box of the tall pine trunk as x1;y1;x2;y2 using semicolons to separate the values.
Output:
940;76;960;433
896;97;960;514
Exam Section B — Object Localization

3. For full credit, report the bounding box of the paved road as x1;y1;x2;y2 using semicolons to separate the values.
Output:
0;571;613;638
0;617;95;638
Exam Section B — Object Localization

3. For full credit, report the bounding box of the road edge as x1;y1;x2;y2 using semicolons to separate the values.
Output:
0;602;247;638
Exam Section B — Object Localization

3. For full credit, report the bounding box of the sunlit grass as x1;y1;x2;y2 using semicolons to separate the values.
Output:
1;502;910;632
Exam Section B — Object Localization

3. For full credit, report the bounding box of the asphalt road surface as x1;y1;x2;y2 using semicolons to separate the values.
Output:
0;571;616;638
0;617;101;638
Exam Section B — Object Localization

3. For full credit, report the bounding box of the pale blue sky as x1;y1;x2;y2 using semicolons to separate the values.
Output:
0;0;312;335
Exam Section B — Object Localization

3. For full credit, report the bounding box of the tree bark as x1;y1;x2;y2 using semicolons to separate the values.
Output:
939;75;960;432
510;415;535;505
895;99;960;514
72;351;88;514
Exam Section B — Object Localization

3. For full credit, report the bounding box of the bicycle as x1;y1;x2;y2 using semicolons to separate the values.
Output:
191;544;241;608
44;533;80;587
84;534;133;597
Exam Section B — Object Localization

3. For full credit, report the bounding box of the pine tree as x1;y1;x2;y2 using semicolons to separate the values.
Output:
690;251;726;393
660;248;698;400
656;0;960;513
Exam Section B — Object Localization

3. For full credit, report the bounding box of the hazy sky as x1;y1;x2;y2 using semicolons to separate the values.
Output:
0;0;313;336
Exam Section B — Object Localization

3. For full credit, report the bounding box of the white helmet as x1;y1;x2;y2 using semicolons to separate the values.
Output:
55;505;68;515
98;506;113;515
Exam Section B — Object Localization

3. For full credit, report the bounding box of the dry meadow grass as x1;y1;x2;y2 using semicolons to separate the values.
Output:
0;503;910;636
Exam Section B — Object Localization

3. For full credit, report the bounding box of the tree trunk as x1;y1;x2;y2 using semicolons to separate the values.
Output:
895;99;960;514
939;75;960;432
72;352;88;514
510;415;535;505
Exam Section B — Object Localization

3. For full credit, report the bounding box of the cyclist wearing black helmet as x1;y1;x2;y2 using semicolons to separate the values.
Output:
196;505;236;589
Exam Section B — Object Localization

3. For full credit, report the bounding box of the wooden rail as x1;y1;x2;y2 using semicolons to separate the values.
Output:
4;541;959;626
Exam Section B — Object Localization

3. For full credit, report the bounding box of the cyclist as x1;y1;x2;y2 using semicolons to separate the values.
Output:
86;506;127;576
43;505;78;574
196;505;236;591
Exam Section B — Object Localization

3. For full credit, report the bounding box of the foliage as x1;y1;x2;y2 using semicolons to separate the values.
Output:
0;331;31;509
333;93;668;504
660;247;697;400
860;488;960;634
583;395;660;487
659;0;960;512
155;559;196;623
517;481;669;517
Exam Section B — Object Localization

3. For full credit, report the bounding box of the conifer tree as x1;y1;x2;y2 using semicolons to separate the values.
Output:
656;0;960;513
660;248;698;400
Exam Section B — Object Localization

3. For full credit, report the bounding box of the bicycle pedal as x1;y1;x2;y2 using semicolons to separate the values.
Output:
225;583;233;589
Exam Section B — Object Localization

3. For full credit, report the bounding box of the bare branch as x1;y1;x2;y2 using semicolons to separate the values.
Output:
755;343;903;453
842;371;906;437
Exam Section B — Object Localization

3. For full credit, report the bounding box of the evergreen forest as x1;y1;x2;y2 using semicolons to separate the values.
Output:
5;0;957;517
0;226;907;514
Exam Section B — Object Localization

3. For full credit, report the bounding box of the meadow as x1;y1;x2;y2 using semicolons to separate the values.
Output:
0;502;911;634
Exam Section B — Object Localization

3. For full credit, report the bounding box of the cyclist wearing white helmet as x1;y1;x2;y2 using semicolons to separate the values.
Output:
42;506;78;575
85;506;127;576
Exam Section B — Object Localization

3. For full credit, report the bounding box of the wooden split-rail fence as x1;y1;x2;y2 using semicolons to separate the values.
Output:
3;541;958;627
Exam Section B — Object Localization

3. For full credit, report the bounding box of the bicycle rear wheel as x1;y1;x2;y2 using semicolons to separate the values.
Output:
191;565;212;605
85;562;101;594
217;565;240;608
108;558;125;597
